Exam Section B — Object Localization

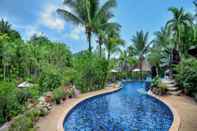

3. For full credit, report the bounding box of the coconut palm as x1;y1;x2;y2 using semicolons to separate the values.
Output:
96;22;121;57
153;27;171;48
104;24;124;60
0;19;11;34
166;7;193;52
57;0;117;53
130;30;151;79
131;30;151;57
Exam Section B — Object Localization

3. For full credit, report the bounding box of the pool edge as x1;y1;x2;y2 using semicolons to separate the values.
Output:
148;91;181;131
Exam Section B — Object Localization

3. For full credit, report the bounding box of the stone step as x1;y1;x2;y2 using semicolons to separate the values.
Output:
166;83;177;87
167;87;179;91
167;90;182;96
162;79;176;84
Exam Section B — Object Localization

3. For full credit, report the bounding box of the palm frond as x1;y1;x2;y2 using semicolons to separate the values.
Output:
96;0;117;20
57;9;83;25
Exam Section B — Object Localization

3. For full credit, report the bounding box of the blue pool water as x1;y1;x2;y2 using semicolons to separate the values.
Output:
63;81;173;131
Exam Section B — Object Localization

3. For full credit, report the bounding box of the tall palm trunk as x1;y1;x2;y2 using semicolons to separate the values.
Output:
107;48;111;60
86;31;92;53
3;64;6;80
139;58;143;80
98;37;102;57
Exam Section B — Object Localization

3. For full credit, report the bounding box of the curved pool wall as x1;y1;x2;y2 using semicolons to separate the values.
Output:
63;81;173;131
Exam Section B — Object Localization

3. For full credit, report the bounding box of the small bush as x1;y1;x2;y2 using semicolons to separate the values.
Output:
16;86;40;105
39;70;62;93
9;108;41;131
151;76;161;87
52;87;65;104
9;115;34;131
25;108;41;122
151;77;167;95
16;89;32;105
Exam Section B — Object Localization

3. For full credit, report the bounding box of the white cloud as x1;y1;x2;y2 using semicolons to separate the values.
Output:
67;25;85;40
13;24;43;39
40;4;65;31
26;25;43;38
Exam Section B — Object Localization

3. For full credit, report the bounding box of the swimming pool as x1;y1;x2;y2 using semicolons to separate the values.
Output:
63;81;173;131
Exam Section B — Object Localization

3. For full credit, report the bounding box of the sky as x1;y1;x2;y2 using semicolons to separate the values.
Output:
0;0;195;53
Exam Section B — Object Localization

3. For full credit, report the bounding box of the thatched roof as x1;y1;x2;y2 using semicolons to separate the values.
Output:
132;58;151;72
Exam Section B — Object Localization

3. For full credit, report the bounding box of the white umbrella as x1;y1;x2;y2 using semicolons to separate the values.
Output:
110;69;119;73
132;68;140;72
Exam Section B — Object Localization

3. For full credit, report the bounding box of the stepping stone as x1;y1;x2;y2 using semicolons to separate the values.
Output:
167;87;179;91
166;83;177;87
167;90;182;96
162;80;176;84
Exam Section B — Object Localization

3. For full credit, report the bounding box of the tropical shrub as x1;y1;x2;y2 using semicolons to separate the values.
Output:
8;108;41;131
175;58;197;96
16;89;32;105
73;52;109;92
38;66;62;93
0;81;22;125
151;77;167;95
16;87;40;105
151;76;160;87
9;115;34;131
52;87;66;104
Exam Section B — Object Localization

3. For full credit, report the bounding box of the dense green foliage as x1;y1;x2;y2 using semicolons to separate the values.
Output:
0;82;22;125
175;58;197;95
147;3;197;98
9;108;42;131
73;52;109;92
52;87;66;104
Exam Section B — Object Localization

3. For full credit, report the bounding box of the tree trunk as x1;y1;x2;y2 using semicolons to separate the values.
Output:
3;64;6;80
107;50;111;61
87;31;92;53
140;60;142;80
99;41;102;57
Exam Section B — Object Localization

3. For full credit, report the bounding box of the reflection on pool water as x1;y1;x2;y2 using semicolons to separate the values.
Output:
63;81;173;131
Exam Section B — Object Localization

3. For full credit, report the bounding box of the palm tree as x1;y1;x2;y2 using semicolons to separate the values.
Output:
154;27;171;48
104;24;124;60
166;7;193;52
131;30;150;57
0;19;11;34
96;22;121;57
57;0;117;53
131;30;151;79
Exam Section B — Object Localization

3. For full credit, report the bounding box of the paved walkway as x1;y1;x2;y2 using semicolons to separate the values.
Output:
36;88;197;131
159;95;197;131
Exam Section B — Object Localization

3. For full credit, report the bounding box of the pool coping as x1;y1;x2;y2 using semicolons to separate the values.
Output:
148;91;181;131
57;83;180;131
